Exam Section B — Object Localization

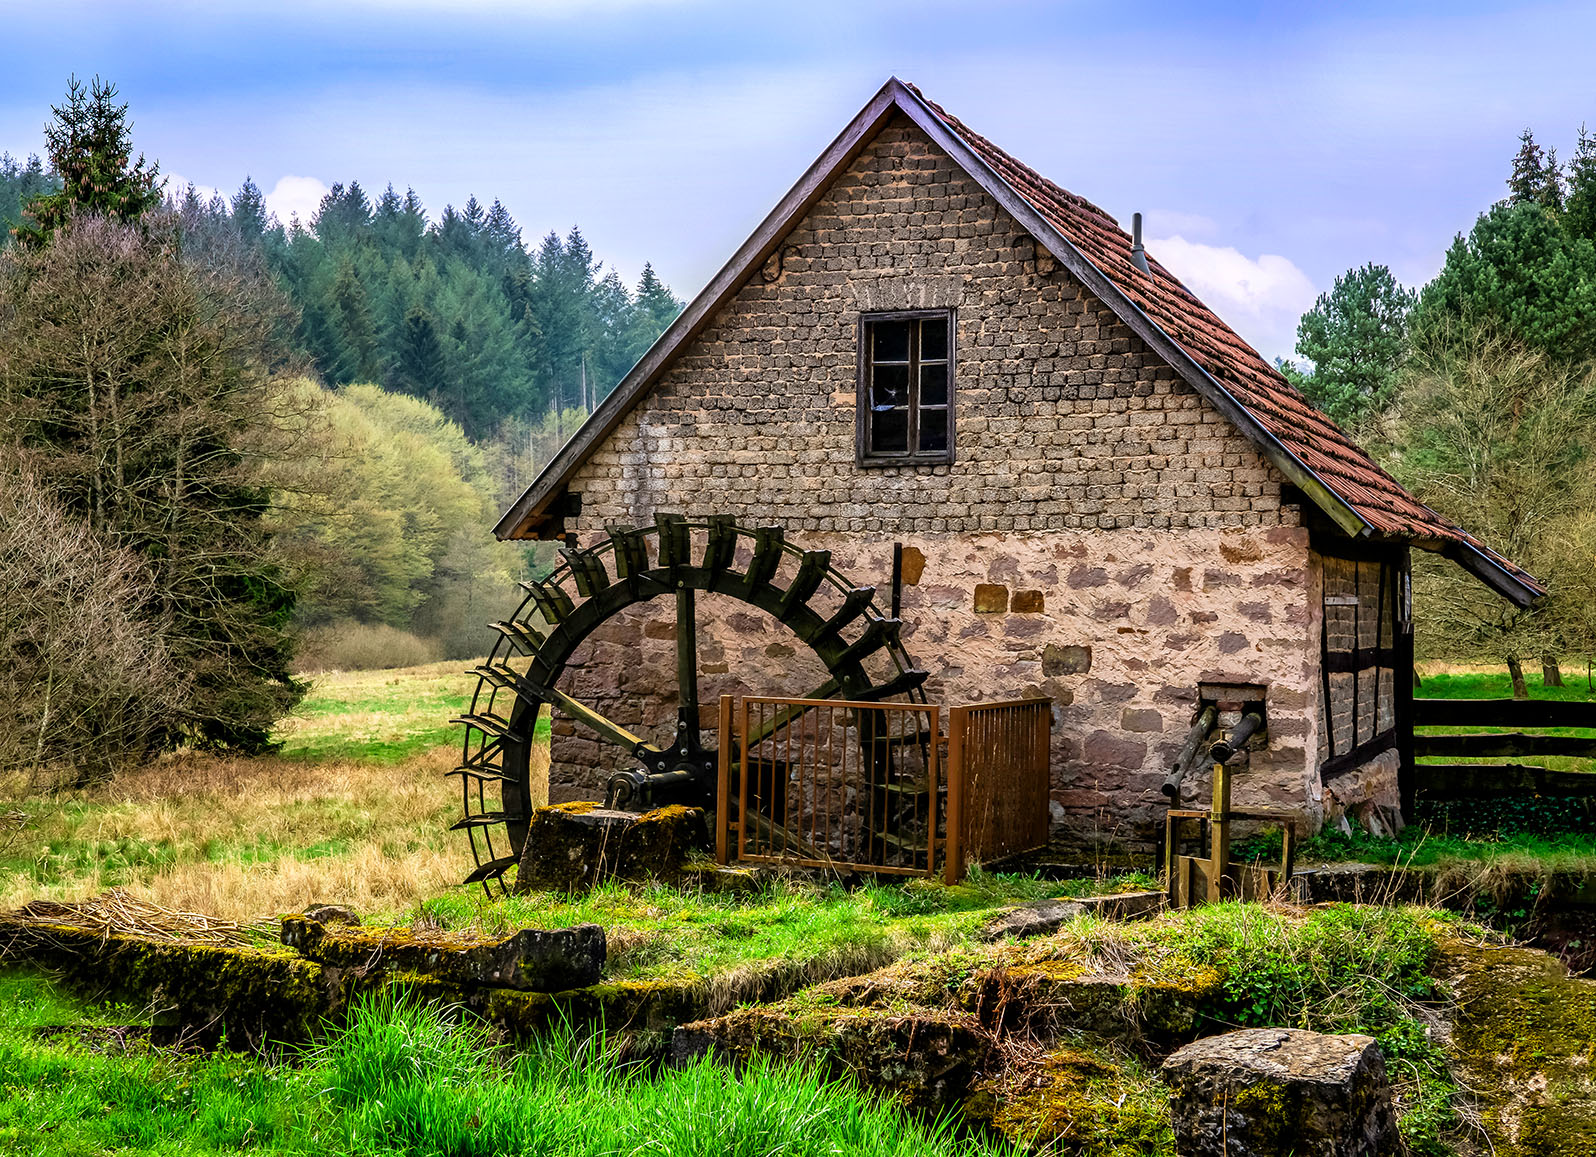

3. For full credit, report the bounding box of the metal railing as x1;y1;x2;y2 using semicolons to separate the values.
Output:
715;694;1050;881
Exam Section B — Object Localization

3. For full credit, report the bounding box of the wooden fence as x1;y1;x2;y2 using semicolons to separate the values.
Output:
1412;697;1596;808
714;694;1050;881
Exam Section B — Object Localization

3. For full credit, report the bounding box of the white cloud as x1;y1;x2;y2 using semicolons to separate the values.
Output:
1146;235;1319;363
163;172;224;206
1138;210;1218;241
263;175;330;227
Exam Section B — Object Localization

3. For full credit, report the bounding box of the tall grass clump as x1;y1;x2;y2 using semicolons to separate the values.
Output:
294;622;444;673
314;991;1018;1157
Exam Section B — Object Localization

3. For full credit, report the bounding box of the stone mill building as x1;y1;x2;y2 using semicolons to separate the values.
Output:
493;78;1539;849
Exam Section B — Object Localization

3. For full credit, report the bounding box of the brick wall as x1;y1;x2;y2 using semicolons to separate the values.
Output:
564;114;1293;537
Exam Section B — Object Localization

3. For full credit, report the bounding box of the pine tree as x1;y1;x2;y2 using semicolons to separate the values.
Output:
1566;125;1596;243
328;258;382;383
232;176;269;241
1507;128;1551;207
1291;263;1416;426
398;304;449;399
1413;202;1596;363
16;75;161;246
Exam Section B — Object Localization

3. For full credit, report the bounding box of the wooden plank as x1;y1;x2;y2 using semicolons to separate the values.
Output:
1414;732;1596;759
1413;698;1596;729
716;694;733;866
1416;763;1596;799
945;705;965;885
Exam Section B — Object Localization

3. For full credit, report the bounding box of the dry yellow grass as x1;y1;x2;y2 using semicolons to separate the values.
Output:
1;732;550;922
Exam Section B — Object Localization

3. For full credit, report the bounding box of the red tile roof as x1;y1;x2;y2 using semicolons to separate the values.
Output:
907;85;1540;595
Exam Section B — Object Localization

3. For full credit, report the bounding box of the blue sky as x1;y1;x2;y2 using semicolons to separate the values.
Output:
2;0;1590;361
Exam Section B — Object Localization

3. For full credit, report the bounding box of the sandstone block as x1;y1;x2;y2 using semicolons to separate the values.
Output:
513;803;709;894
280;916;605;993
973;583;1009;613
1161;1028;1401;1157
1042;643;1092;675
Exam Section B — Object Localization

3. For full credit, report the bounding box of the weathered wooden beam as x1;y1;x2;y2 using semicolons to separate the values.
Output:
1414;733;1596;760
1413;698;1596;729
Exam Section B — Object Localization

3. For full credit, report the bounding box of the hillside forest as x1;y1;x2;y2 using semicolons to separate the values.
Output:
2;76;1594;789
0;78;681;778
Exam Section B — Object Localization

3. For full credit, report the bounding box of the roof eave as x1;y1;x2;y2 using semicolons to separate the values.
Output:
886;84;1374;542
1440;540;1545;609
494;78;907;540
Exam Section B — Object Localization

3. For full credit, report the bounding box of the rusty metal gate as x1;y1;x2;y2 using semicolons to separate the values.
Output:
715;694;1050;881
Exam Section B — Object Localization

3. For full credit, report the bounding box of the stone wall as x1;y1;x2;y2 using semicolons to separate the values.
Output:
564;114;1293;537
535;111;1349;843
547;526;1324;846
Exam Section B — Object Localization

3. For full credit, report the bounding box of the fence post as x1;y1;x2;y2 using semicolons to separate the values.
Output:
716;694;733;865
945;706;965;884
1208;760;1231;903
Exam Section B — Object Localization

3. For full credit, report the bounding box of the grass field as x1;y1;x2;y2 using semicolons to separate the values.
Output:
0;974;1017;1157
1414;667;1596;776
0;662;509;919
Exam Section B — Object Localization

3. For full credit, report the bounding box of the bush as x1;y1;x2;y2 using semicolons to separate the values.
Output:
0;473;184;786
293;622;443;673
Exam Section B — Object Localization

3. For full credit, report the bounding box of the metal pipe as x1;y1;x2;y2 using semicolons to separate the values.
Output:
1130;212;1150;274
1209;711;1265;765
1162;705;1217;799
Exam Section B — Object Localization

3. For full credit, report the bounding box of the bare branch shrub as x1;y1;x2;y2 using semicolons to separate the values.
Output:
0;471;185;787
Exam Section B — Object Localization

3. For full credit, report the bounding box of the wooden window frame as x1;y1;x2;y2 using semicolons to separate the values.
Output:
855;309;956;467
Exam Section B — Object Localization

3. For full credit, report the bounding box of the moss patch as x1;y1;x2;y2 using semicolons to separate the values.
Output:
1440;936;1596;1155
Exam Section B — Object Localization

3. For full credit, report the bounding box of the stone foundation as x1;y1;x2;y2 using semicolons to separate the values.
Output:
546;524;1328;846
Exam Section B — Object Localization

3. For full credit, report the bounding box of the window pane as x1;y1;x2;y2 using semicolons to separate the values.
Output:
872;364;909;409
872;319;910;362
920;363;947;407
872;407;908;453
919;408;948;453
920;317;948;361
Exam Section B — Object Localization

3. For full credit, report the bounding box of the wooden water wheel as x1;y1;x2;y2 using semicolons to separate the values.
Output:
452;514;928;893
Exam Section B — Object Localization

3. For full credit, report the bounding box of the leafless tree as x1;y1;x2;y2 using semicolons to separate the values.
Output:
0;470;184;787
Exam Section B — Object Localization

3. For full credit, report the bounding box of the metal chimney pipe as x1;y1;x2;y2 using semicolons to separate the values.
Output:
1130;212;1150;274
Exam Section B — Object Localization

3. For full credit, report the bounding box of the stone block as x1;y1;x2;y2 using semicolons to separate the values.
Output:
1161;1028;1400;1157
281;916;605;993
980;898;1086;941
973;583;1009;613
514;803;710;894
1010;589;1045;613
1042;643;1092;675
1121;707;1164;732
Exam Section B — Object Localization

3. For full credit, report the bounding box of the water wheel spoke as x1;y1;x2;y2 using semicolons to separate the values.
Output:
655;512;691;569
745;525;786;588
676;586;700;739
835;617;901;668
703;513;738;573
817;586;876;638
778;549;832;620
608;523;649;579
520;579;574;623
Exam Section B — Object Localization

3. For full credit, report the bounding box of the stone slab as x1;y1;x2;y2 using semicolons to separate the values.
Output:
1161;1028;1400;1157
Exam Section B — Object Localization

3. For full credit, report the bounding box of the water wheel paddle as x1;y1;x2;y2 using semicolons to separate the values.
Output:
452;514;927;893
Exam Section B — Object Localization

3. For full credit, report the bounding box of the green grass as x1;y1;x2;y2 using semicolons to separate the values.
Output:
1416;670;1596;702
1414;669;1596;776
416;867;1160;984
1048;903;1464;1155
1294;823;1596;869
0;975;1017;1157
